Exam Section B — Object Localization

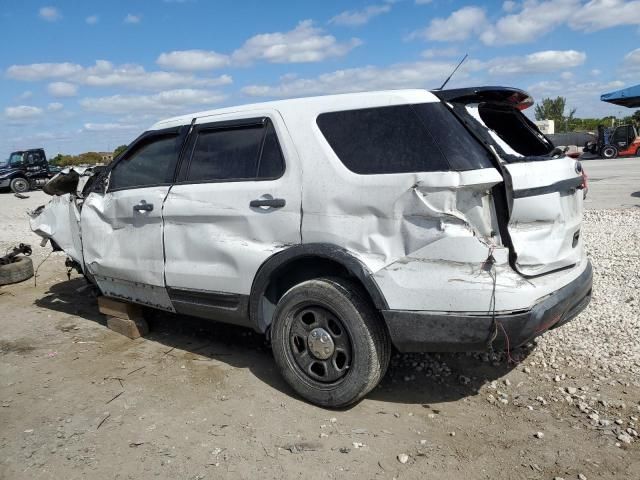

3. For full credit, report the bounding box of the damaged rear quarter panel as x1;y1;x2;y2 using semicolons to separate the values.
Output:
277;94;511;313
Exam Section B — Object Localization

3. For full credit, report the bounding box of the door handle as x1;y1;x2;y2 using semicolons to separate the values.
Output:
249;198;286;208
133;201;154;212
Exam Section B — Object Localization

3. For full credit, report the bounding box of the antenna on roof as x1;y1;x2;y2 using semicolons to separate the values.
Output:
435;54;468;91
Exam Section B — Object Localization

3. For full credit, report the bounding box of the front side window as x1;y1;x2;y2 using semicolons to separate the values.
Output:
317;103;492;174
186;119;284;182
109;134;179;190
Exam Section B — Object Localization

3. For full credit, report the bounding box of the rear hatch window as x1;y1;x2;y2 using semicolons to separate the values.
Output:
317;103;493;174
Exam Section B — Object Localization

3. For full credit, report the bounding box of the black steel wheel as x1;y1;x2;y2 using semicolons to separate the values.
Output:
289;305;352;383
271;277;390;408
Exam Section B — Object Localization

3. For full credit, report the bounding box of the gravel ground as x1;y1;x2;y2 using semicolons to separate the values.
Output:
0;191;638;479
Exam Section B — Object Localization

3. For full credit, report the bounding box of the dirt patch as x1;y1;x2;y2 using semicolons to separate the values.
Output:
0;338;35;355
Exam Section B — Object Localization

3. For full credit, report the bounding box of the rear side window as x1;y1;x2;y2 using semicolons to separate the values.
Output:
110;134;179;190
186;119;284;182
317;103;492;174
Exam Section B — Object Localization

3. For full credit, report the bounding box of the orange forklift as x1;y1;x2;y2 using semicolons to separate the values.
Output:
589;84;640;159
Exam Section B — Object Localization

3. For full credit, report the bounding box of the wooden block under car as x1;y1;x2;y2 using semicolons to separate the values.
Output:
98;296;149;339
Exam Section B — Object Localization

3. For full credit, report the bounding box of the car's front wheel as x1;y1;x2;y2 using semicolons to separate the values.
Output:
10;177;30;194
600;145;618;159
271;277;390;408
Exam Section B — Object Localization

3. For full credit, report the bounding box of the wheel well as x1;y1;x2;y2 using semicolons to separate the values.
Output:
251;253;387;333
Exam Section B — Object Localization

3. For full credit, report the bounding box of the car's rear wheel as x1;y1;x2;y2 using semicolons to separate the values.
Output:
635;147;640;157
10;177;30;194
271;277;390;408
600;145;618;159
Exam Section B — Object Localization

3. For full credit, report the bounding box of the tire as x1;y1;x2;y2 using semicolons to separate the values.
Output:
600;145;618;159
0;256;34;286
636;147;640;157
10;177;30;194
271;277;391;408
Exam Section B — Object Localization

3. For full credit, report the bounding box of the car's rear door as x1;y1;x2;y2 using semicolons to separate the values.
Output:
80;127;187;310
162;111;301;323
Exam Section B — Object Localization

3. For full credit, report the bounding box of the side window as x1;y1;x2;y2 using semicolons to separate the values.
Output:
186;119;284;182
109;134;179;190
257;121;285;178
317;103;492;174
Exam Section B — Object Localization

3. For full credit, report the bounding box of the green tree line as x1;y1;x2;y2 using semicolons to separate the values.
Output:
49;144;128;166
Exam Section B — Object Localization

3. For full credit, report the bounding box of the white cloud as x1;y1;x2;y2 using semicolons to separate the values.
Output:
18;91;33;100
481;0;579;45
5;105;44;120
502;0;518;12
7;62;83;80
479;0;640;46
124;14;141;24
232;20;362;64
83;123;137;131
86;15;99;25
47;102;64;112
560;71;574;80
569;0;640;31
421;47;460;58
80;89;227;115
329;5;391;27
591;69;601;76
411;6;487;41
527;79;627;117
47;81;78;97
39;6;61;22
242;58;483;98
6;60;232;91
487;50;586;75
620;47;640;78
156;50;230;71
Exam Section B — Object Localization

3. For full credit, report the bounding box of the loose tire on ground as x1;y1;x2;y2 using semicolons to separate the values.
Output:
10;177;30;194
0;256;34;286
271;277;391;408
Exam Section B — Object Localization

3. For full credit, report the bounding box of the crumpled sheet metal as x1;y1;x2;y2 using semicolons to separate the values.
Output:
29;194;83;266
504;158;584;277
43;166;94;196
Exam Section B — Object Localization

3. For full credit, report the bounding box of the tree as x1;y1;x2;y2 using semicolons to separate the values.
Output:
633;110;640;126
113;144;128;159
49;154;65;166
534;96;576;133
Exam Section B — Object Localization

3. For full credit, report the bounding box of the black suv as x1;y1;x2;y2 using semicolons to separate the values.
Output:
0;149;53;193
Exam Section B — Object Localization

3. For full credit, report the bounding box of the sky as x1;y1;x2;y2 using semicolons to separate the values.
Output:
1;0;639;156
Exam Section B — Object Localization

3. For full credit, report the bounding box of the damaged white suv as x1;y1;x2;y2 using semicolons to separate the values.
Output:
31;87;592;407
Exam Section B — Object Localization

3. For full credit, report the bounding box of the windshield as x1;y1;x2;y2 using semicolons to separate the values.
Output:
8;153;24;167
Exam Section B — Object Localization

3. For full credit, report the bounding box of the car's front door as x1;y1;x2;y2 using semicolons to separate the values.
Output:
80;127;186;310
162;112;302;324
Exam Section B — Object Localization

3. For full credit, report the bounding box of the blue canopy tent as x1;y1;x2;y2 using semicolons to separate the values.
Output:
600;84;640;108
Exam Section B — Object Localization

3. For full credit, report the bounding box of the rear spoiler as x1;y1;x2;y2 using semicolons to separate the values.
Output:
433;86;534;111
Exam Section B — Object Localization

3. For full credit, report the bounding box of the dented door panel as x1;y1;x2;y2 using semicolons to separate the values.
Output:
163;110;302;296
81;187;175;310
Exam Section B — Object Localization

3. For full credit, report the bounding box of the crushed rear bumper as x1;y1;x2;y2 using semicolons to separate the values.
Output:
382;260;592;352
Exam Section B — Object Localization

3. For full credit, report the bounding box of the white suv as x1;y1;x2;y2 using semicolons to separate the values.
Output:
31;87;592;407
